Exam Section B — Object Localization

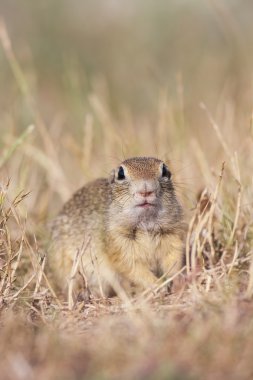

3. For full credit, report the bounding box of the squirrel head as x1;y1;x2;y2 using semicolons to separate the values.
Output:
108;157;183;232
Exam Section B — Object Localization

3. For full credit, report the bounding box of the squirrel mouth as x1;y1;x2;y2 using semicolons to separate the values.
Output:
136;201;155;208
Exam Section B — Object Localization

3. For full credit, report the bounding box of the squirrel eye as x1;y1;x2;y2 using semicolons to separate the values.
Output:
162;164;171;179
117;166;125;180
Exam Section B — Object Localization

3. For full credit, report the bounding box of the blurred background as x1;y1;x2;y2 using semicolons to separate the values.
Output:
0;0;252;226
1;3;253;380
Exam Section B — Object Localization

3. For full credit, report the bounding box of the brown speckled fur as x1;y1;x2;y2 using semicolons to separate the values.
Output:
48;157;185;297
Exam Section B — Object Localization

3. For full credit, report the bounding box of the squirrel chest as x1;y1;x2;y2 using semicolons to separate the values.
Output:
107;228;170;277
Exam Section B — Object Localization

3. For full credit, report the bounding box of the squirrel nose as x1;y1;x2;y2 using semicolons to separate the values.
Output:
133;180;158;199
137;191;155;197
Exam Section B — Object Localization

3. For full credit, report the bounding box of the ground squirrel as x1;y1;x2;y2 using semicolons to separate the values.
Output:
49;157;185;298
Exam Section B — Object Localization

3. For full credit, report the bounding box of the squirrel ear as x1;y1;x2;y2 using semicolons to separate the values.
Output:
109;169;115;184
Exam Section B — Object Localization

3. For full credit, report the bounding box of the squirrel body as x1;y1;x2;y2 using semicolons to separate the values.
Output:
49;157;185;297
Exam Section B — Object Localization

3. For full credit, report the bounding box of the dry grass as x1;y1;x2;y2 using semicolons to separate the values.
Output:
0;2;253;379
